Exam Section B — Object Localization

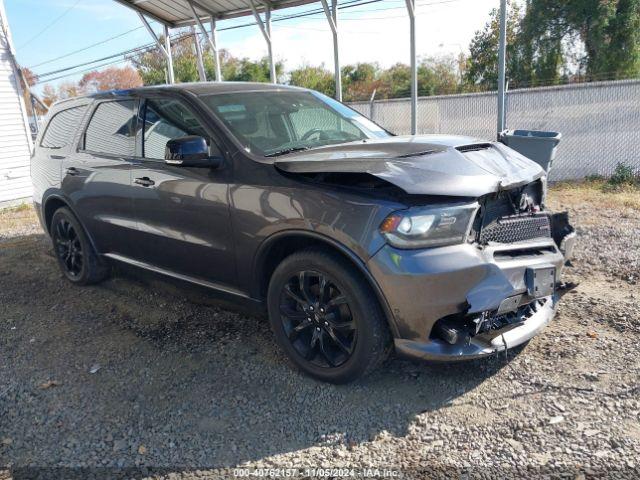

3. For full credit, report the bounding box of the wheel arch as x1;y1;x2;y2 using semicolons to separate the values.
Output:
252;230;400;338
43;194;100;254
43;195;69;234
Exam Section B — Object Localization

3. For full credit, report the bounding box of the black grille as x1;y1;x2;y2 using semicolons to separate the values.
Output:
479;213;551;244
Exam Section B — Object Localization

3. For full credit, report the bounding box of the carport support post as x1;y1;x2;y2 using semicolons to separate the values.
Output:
138;12;174;85
210;18;222;81
251;1;277;83
321;0;341;101
163;25;175;84
405;0;417;135
193;26;207;82
187;1;222;82
497;0;507;136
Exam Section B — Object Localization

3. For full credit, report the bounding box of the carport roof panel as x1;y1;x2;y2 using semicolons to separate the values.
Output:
114;0;320;26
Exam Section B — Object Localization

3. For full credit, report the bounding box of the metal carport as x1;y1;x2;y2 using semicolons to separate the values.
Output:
113;0;508;137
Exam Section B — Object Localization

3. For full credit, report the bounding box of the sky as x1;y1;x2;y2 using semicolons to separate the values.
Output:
4;0;501;93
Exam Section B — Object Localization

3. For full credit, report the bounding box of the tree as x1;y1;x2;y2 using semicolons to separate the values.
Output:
129;30;284;85
464;1;523;90
41;84;58;106
289;64;335;97
79;66;142;93
467;0;640;89
224;56;284;83
18;67;45;116
21;67;37;87
378;63;411;98
418;57;460;96
341;63;381;101
57;81;82;99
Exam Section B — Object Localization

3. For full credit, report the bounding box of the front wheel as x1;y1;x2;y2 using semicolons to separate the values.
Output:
50;207;109;285
267;248;391;383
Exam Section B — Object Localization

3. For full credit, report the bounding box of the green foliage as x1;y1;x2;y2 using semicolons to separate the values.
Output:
464;1;523;90
286;59;461;102
289;64;335;97
464;0;640;90
129;31;284;85
584;174;606;183
609;163;639;186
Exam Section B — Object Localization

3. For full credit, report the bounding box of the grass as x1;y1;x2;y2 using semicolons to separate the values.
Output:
0;203;38;234
550;178;640;211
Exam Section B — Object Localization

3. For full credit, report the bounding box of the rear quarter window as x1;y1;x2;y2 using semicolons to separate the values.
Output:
40;106;87;149
84;100;137;156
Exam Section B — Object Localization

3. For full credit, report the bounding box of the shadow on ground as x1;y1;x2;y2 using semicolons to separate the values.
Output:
0;233;514;470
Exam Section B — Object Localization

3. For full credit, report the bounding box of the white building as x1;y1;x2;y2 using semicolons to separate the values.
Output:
0;0;33;206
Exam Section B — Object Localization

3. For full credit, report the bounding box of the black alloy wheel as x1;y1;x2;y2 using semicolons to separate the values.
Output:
53;217;84;278
268;248;391;383
279;270;357;368
50;207;109;285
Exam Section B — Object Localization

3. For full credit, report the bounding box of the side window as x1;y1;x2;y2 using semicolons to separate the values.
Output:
40;106;87;149
84;100;136;156
142;98;208;159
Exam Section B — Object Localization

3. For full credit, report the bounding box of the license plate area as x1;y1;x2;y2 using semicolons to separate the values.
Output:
525;265;556;298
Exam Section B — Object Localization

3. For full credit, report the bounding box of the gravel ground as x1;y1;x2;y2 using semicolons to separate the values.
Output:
1;186;639;479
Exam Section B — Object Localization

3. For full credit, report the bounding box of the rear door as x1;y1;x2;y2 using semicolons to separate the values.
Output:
32;103;88;204
130;95;237;288
62;98;139;256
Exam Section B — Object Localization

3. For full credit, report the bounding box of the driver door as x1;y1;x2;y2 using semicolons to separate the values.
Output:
129;96;237;288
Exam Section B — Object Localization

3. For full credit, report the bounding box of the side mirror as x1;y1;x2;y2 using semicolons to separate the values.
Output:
165;136;223;168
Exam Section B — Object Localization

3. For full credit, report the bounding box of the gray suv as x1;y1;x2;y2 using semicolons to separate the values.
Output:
31;82;576;383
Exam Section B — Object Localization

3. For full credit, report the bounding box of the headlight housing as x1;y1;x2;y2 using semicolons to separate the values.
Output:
380;203;479;249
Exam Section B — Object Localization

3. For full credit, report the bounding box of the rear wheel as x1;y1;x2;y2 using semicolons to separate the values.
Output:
50;207;109;285
267;248;391;383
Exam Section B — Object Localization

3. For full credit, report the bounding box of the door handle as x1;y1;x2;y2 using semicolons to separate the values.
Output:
50;154;66;160
134;177;155;187
65;167;79;176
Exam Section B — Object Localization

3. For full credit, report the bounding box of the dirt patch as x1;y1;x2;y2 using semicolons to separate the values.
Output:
0;191;638;478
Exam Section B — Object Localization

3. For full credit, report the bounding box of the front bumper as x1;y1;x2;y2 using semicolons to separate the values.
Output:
367;237;569;361
394;296;556;360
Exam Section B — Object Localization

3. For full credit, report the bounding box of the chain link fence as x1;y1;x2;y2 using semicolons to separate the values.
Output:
348;79;640;181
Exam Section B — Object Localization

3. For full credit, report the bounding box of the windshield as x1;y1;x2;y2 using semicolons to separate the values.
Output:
200;90;390;157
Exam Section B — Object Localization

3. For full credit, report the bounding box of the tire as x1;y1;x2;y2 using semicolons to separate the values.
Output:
50;207;109;285
267;248;391;383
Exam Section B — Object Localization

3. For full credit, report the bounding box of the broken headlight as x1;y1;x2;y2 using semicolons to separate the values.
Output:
380;203;479;249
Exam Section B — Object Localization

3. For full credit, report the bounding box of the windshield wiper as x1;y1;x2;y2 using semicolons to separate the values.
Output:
264;146;310;157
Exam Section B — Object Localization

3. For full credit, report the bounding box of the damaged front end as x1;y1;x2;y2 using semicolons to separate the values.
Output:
431;296;553;354
430;182;576;357
368;177;577;361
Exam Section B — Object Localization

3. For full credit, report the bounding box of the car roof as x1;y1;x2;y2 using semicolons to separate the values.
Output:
58;82;300;103
51;82;307;108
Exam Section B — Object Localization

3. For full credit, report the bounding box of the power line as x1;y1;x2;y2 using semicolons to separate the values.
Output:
34;31;193;83
17;0;83;50
31;0;467;85
27;26;144;69
32;0;382;79
38;58;132;85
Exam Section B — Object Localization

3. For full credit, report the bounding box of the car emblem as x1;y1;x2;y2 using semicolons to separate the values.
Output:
519;193;533;212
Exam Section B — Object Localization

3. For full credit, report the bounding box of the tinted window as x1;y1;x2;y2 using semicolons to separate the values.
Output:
40;106;87;149
289;106;362;140
84;100;136;156
201;91;388;156
143;98;207;159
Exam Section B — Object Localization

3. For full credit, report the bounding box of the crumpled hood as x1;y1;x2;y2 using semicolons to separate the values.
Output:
274;135;545;197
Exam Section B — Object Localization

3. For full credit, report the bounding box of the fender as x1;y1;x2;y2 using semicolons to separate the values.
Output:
41;191;102;256
252;229;400;338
